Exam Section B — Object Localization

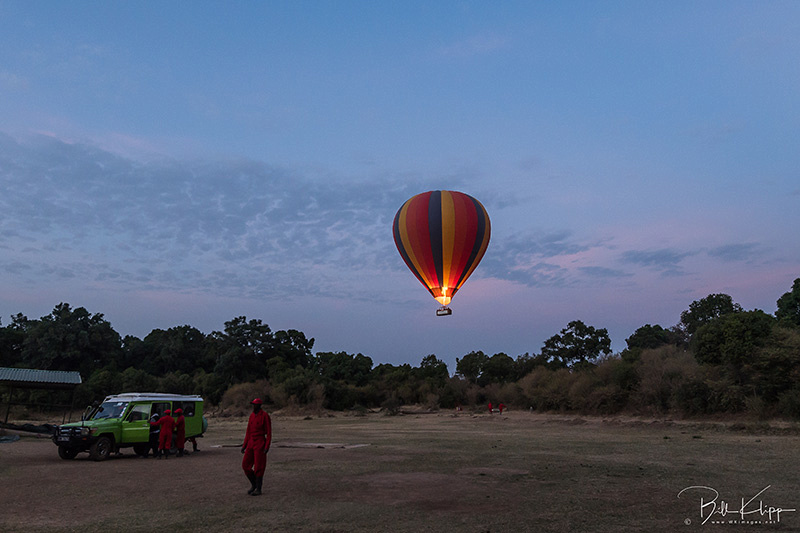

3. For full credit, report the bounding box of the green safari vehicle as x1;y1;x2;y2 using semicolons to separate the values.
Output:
52;393;207;461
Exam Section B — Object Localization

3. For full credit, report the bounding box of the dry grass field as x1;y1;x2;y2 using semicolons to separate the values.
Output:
2;410;800;532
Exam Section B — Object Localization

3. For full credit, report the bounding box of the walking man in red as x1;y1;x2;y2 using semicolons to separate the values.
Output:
174;408;186;457
150;409;176;459
241;398;272;496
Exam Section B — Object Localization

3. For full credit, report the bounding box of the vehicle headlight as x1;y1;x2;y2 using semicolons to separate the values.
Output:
80;427;91;437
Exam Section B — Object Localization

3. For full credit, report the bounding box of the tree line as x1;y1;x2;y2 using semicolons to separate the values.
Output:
2;277;799;418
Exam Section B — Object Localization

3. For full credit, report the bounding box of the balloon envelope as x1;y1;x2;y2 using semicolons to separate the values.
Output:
393;190;491;307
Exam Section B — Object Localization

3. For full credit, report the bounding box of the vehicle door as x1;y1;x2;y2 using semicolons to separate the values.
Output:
176;401;199;436
120;403;151;444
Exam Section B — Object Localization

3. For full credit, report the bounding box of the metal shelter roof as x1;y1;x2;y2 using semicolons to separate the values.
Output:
0;367;82;390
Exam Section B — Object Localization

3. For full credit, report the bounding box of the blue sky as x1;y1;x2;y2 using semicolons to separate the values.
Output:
1;2;799;371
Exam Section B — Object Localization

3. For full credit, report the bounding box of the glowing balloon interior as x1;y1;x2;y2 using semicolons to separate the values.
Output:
393;190;491;315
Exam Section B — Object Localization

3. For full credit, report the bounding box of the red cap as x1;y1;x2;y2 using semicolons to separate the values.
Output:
251;398;263;405
164;409;171;415
174;408;183;414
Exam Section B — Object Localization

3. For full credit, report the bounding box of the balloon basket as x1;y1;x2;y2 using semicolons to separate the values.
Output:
436;306;452;316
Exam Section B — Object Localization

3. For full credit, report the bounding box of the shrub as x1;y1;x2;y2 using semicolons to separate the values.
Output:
633;346;699;413
674;379;711;415
588;384;628;414
777;388;800;419
424;393;440;411
381;395;401;415
745;395;771;420
568;372;599;412
219;380;271;415
519;367;574;411
705;378;746;412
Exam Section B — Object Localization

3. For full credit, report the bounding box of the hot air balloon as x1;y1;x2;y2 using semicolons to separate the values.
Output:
393;190;491;316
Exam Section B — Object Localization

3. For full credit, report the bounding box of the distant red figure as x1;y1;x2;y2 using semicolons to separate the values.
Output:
174;408;186;456
150;409;176;459
488;402;493;414
499;403;506;414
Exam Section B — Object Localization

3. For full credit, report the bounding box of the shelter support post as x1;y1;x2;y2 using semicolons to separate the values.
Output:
4;386;14;425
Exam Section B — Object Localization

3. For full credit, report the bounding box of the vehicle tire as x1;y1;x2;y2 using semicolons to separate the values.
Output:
58;446;78;460
133;443;150;457
89;436;112;461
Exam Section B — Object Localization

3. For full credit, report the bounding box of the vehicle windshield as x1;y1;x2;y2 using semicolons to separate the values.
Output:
91;401;129;420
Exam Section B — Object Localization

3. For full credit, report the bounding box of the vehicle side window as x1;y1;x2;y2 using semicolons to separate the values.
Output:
151;403;170;417
178;402;196;417
126;404;150;422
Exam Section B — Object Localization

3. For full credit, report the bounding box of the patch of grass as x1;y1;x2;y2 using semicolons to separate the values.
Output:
1;412;799;532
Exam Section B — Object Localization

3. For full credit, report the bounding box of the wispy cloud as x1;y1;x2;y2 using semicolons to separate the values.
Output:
0;70;28;90
437;33;510;59
707;243;760;262
480;230;592;286
0;134;409;301
620;248;695;276
578;266;632;279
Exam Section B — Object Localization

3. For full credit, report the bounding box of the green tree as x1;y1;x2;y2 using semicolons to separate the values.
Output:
211;317;274;385
622;324;673;362
455;350;488;383
776;278;800;328
21;303;123;376
751;326;800;402
120;366;159;392
692;310;775;386
75;368;123;405
626;324;670;350
371;363;415;404
479;352;516;385
680;293;742;335
540;320;612;369
158;371;196;395
137;325;211;375
191;370;227;405
271;329;315;369
314;351;373;386
514;352;557;376
417;354;449;386
275;367;319;405
0;313;30;367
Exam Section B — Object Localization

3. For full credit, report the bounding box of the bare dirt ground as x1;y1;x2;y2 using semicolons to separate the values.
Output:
2;410;800;532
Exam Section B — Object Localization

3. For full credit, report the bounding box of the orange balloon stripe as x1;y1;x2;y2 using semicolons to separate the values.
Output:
396;198;436;295
407;192;438;288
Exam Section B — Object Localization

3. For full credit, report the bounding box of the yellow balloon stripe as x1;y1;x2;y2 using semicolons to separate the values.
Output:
440;190;456;293
397;200;435;292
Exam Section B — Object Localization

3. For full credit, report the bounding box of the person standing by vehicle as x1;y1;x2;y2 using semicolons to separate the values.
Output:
174;408;186;457
150;409;176;459
144;412;160;458
241;398;272;496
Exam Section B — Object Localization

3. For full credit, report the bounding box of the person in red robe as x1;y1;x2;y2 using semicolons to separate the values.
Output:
150;409;176;459
174;408;186;457
241;398;272;496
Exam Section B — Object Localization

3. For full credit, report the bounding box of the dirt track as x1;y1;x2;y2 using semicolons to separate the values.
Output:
2;412;800;532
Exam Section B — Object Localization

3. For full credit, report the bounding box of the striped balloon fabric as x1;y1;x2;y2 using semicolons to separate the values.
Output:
393;190;491;311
